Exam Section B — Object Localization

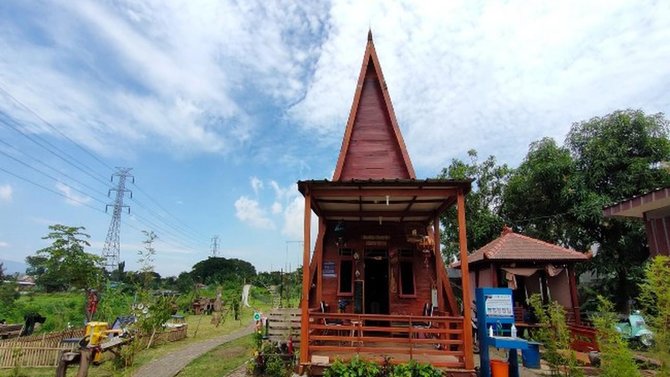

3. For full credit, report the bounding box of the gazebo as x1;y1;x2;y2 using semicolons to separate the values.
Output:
454;227;590;325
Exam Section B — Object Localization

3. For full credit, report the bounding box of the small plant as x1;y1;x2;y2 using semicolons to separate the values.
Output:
639;255;670;376
529;294;583;377
265;354;290;377
592;296;640;377
325;356;380;377
392;360;442;377
10;348;27;377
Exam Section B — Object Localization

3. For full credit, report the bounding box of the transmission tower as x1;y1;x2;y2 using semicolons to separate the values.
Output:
210;236;220;257
102;167;134;272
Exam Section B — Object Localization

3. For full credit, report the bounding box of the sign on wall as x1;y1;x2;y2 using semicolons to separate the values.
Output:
323;261;336;278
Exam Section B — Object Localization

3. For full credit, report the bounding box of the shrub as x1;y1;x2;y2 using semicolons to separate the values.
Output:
529;294;583;377
592;296;640;377
325;356;380;377
392;360;442;377
639;255;670;376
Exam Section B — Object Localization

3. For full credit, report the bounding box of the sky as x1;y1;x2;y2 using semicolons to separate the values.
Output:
0;0;669;277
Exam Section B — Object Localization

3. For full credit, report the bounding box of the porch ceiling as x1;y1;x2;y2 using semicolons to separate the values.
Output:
298;179;472;222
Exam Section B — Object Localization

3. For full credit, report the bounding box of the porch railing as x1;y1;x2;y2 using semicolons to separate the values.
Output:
308;312;465;369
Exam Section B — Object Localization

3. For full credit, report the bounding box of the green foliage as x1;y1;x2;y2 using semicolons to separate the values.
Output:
137;230;158;289
190;256;256;285
439;150;511;260
25;225;104;292
391;360;442;377
592;296;640;377
325;356;380;377
325;357;441;377
529;294;583;377
639;256;670;376
502;110;670;311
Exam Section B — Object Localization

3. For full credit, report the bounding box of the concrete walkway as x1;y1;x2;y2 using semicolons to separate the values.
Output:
132;324;254;377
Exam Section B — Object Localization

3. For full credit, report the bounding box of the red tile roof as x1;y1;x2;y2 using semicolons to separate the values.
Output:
456;227;590;267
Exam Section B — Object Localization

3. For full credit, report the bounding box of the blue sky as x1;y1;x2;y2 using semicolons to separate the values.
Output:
1;0;669;277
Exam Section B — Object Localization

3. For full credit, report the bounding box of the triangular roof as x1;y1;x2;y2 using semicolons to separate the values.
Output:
456;227;590;267
333;31;416;181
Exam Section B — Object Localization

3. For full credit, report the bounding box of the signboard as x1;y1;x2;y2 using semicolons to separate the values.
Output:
362;235;390;247
323;261;336;278
484;294;513;317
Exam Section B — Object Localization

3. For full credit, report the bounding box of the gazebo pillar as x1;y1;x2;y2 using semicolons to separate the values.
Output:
300;191;312;367
457;190;474;370
568;266;581;325
433;215;444;311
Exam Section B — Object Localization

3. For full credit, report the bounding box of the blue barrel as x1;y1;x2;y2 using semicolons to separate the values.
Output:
522;341;541;369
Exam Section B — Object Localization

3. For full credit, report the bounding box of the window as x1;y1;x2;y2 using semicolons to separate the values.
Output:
339;260;353;294
399;260;416;296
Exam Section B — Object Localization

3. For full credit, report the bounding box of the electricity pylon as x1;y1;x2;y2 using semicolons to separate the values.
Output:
211;235;220;257
102;167;133;272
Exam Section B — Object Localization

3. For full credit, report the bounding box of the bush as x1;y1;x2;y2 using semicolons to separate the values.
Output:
529;294;583;377
639;255;670;376
325;356;379;377
592;296;640;377
392;360;442;377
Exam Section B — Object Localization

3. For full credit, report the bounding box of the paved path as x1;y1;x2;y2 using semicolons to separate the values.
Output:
133;324;254;377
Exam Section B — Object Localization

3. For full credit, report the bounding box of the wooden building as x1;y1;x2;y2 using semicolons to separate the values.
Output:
297;32;475;375
603;186;670;257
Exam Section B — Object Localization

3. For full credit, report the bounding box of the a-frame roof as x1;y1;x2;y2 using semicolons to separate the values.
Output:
333;31;416;181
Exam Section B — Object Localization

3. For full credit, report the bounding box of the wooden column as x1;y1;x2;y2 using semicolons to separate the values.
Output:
457;191;474;370
299;191;312;367
567;265;581;325
316;218;325;304
433;216;444;311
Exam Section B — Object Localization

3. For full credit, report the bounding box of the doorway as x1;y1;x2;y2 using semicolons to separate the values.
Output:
364;252;389;315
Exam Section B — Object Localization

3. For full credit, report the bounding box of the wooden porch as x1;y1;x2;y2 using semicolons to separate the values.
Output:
307;312;467;369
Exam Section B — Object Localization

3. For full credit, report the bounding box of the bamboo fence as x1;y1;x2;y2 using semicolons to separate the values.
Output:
0;326;188;368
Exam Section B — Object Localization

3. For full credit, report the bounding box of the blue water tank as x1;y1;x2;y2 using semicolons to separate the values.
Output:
522;341;541;369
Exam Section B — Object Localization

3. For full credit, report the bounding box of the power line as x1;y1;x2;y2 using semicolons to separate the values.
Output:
0;82;114;172
0;114;112;189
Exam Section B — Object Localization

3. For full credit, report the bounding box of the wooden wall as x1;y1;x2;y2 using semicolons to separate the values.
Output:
319;220;435;316
645;216;670;256
339;61;411;180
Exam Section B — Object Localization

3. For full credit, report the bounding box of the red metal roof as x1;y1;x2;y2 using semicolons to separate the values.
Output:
332;30;415;181
456;227;589;267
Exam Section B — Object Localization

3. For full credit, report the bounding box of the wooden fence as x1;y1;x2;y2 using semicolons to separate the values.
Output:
0;326;188;369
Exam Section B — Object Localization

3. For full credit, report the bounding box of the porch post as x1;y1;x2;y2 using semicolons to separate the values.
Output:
300;190;312;367
316;218;325;304
433;215;444;311
457;190;474;370
567;266;581;325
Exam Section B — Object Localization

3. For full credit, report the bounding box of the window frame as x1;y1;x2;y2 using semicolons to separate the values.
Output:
398;252;417;298
337;250;354;296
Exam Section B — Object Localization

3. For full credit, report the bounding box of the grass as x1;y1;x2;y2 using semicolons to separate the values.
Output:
177;334;254;377
0;299;270;377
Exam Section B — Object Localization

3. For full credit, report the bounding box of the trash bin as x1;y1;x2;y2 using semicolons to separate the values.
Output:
490;359;509;377
522;341;541;369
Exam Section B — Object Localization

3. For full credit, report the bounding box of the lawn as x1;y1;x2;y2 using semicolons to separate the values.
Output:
177;334;254;377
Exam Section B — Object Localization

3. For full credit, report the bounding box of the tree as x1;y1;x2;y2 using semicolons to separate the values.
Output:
504;110;670;311
137;230;157;289
503;138;576;244
26;225;104;292
439;150;511;260
190;257;256;285
0;262;19;310
566;110;670;311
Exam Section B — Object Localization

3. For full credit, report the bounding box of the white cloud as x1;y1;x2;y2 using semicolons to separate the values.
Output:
0;241;9;248
271;202;283;214
55;182;92;206
0;184;12;202
250;176;263;195
234;196;275;230
289;0;670;169
281;196;304;240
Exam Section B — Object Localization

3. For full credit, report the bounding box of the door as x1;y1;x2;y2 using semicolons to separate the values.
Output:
364;253;389;315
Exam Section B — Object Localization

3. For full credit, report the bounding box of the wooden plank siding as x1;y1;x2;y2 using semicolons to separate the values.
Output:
339;62;411;181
